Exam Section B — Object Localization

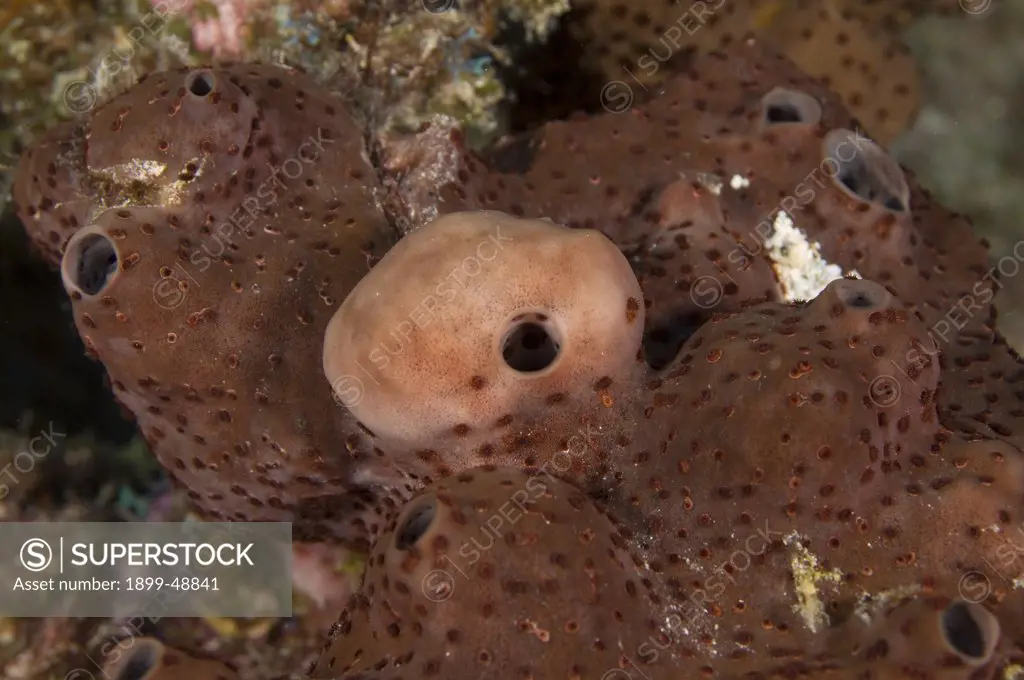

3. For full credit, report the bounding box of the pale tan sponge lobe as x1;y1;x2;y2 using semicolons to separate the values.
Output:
323;210;645;449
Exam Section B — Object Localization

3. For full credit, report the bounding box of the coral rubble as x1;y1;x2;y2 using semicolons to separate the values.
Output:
12;36;1024;679
160;0;572;145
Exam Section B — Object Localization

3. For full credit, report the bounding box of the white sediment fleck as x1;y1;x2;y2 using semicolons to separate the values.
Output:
764;211;860;301
97;159;168;184
695;172;724;196
853;583;922;624
505;0;571;41
729;174;750;189
784;532;843;633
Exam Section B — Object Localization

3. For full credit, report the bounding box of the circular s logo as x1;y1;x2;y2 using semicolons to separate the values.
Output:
65;671;97;680
331;375;365;408
21;538;53;572
958;571;991;604
600;81;634;114
421;569;455;602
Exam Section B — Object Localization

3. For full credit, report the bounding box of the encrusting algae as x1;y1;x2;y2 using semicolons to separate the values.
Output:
0;0;573;219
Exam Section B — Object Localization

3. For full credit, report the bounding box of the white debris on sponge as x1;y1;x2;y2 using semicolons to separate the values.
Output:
695;172;724;196
729;174;750;190
853;583;922;624
784;532;844;634
764;211;861;301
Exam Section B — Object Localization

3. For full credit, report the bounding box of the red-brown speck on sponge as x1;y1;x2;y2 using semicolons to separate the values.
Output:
323;210;646;483
17;63;403;548
828;596;1007;680
395;39;995;347
14;38;1024;679
13;121;92;264
551;0;960;145
310;467;688;680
